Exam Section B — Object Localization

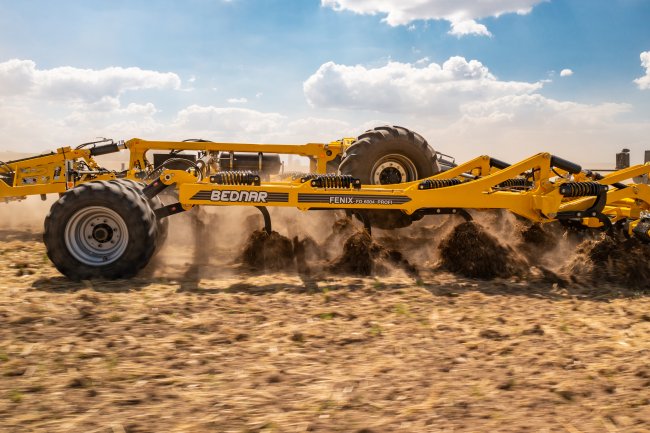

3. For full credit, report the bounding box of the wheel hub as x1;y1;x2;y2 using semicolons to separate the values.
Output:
91;223;113;243
378;166;404;184
64;207;129;266
371;154;418;185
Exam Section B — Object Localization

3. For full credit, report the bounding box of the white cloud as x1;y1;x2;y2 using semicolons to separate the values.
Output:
432;94;641;164
227;97;248;104
449;20;491;37
0;59;181;149
303;57;542;114
321;0;545;36
634;51;650;90
0;59;35;96
459;94;630;126
1;57;647;171
0;59;181;102
301;56;647;165
560;68;573;77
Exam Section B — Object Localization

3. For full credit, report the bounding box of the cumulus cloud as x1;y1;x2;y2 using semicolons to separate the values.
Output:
459;94;630;126
560;68;573;77
303;57;542;114
0;59;184;149
321;0;545;36
0;59;181;102
449;20;491;37
634;51;650;90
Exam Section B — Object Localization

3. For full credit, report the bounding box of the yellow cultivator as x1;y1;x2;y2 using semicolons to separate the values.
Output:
1;126;649;280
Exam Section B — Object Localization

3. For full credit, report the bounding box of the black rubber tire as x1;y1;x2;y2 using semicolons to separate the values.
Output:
44;180;158;280
326;154;342;174
339;125;440;229
109;179;169;247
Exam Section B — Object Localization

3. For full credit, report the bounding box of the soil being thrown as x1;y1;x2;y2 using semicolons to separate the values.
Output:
240;230;295;271
439;221;529;279
329;230;417;276
566;236;650;290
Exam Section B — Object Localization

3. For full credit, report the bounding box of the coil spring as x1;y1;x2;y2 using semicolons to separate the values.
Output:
309;174;361;189
418;178;461;190
210;170;261;186
297;173;321;182
497;178;533;189
559;181;608;197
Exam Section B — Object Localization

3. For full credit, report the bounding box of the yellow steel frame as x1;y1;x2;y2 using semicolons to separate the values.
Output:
0;138;351;201
2;138;650;238
0;146;115;200
156;152;650;230
124;138;347;177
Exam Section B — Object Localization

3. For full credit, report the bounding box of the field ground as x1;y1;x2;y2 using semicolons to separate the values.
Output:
0;215;649;433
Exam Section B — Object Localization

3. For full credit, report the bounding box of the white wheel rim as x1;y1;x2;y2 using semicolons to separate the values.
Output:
371;154;418;184
64;206;129;266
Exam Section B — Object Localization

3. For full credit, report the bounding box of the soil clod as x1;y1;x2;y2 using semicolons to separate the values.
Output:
241;230;295;271
329;231;417;276
565;236;650;290
438;222;528;279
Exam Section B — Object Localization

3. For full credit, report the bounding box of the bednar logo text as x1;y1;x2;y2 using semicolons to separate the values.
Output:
210;190;268;203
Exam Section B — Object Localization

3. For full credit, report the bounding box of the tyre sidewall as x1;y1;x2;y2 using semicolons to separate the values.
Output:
44;182;156;280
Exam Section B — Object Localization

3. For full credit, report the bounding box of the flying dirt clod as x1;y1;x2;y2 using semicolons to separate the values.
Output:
240;230;295;271
565;236;650;290
438;221;529;279
329;230;418;277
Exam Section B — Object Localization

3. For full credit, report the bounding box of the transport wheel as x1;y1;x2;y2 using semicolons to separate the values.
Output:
339;125;440;229
44;180;158;280
326;154;342;174
109;179;169;247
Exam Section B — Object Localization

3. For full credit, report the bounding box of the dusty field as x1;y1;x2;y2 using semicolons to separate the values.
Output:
1;209;650;433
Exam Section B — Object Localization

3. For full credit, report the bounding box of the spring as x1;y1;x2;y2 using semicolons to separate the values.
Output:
418;178;461;190
559;181;608;197
309;174;360;189
297;173;321;182
210;170;261;186
498;178;533;188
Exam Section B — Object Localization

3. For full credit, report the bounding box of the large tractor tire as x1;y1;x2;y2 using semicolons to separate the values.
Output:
44;180;158;280
339;125;440;229
109;178;169;248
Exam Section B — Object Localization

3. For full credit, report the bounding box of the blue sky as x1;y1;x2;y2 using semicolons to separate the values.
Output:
0;0;649;165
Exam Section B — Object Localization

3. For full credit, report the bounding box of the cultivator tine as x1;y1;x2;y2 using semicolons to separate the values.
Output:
256;206;272;235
